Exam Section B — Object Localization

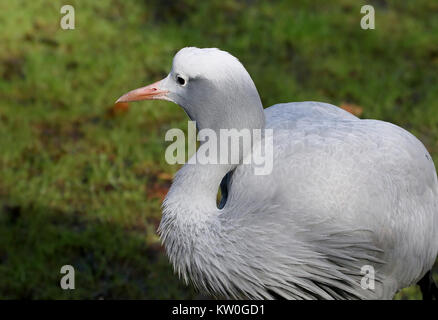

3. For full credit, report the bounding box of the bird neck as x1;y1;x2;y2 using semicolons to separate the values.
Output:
161;160;232;225
184;74;266;135
158;159;232;283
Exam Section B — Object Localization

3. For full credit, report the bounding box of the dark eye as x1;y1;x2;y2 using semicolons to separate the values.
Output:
177;76;186;86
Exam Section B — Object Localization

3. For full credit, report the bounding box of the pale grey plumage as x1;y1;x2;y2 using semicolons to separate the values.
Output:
129;47;438;299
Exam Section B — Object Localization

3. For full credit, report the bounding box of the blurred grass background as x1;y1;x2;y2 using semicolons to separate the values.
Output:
0;0;437;299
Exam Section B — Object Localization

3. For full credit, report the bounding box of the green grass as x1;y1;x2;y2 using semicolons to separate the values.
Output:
0;0;437;299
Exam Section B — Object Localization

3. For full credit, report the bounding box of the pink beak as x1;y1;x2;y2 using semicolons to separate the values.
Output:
116;80;168;103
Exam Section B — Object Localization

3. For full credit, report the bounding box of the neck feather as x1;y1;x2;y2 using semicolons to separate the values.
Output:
158;160;231;285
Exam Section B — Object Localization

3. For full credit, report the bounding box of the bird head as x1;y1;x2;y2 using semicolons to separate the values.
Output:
116;47;265;133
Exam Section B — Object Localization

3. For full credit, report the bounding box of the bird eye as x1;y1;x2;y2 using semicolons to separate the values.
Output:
176;76;186;86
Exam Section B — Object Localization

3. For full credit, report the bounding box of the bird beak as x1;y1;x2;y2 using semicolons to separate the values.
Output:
116;79;169;103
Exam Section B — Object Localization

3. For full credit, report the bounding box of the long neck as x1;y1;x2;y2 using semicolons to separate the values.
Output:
162;76;266;225
159;74;268;293
164;161;232;222
158;159;232;283
184;74;266;135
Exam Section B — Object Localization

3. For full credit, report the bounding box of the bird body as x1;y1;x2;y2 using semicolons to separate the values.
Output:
117;48;438;299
